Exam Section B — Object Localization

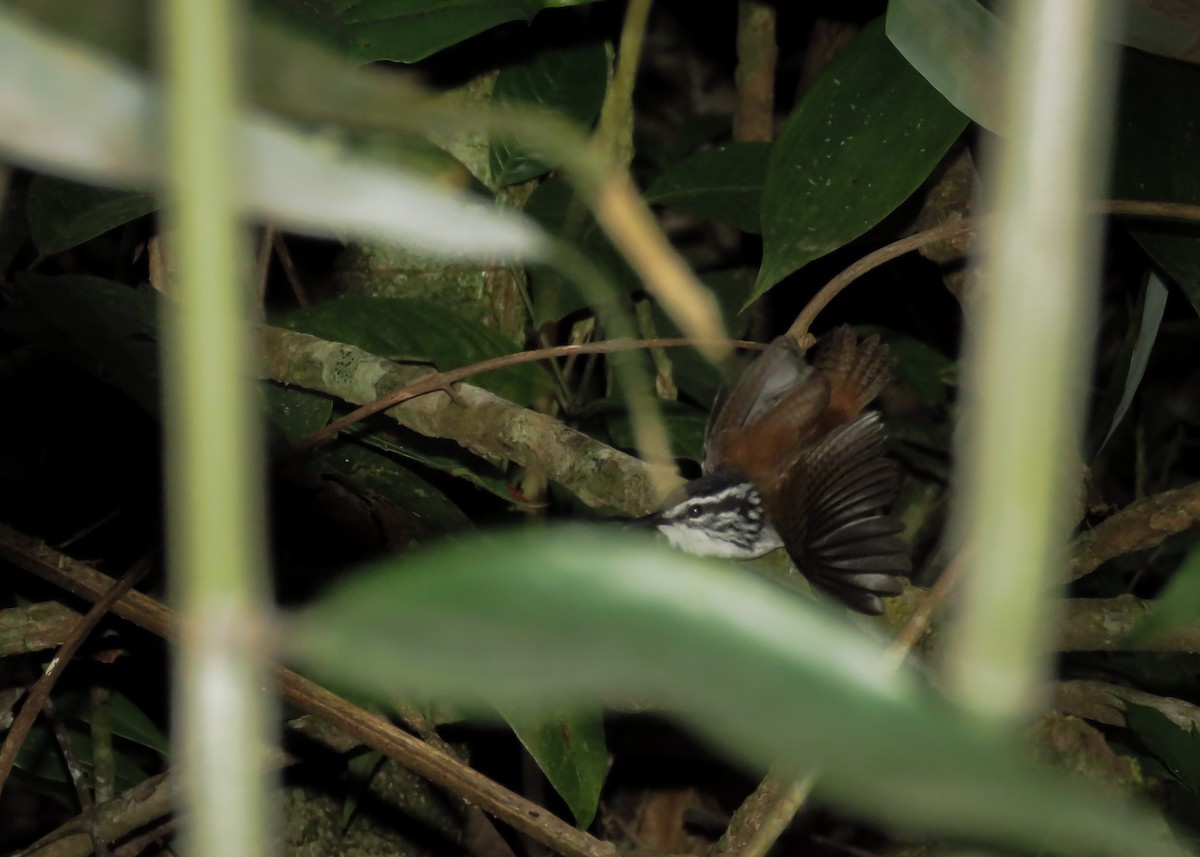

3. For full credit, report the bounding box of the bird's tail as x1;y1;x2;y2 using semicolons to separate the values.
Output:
812;325;893;423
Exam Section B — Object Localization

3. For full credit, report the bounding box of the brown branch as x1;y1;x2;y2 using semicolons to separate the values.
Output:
1054;679;1200;731
0;522;621;857
732;1;777;143
272;232;310;308
788;221;973;341
1055;595;1200;653
1069;481;1200;582
0;552;154;804
788;198;1200;341
264;327;660;515
16;772;174;857
292;336;761;452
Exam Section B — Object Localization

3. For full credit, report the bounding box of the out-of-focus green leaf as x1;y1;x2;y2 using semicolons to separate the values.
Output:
502;707;607;828
17;273;159;414
1098;272;1168;452
0;11;547;261
753;18;967;300
885;0;1002;132
277;297;553;405
288;527;1188;857
1;0;150;66
1126;703;1200;795
339;0;603;64
1129;546;1200;647
490;41;609;187
26;175;158;254
643;142;770;234
1111;48;1200;317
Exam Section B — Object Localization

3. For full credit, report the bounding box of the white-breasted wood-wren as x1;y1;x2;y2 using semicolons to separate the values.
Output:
645;326;910;614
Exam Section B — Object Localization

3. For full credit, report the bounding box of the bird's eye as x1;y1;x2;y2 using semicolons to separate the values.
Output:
686;504;703;519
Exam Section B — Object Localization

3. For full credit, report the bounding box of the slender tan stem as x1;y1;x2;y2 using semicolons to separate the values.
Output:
788;199;1200;341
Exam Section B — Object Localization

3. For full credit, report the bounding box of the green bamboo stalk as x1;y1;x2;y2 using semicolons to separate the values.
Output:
159;2;276;857
946;0;1121;722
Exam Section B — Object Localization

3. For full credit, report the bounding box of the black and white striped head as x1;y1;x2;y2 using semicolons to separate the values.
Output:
646;468;783;559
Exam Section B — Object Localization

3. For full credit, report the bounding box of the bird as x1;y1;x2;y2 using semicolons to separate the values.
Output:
644;326;910;614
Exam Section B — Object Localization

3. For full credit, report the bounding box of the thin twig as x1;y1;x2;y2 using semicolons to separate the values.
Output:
882;558;962;670
294;337;763;451
787;199;1200;340
272;232;310;308
0;523;621;857
255;226;275;305
0;551;155;804
788;221;973;341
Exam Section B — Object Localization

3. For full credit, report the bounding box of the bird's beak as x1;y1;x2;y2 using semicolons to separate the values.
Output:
628;511;664;531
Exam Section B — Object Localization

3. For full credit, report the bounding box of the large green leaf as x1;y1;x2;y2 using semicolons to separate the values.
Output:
1111;48;1200;317
26;175;158;254
643;142;770;234
884;0;1002;132
0;11;546;261
277;297;553;405
490;40;609;187
753;17;967;300
501;707;607;828
338;0;603;64
288;527;1187;857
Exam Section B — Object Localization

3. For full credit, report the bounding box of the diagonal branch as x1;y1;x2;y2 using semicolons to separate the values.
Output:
0;522;621;857
261;326;664;516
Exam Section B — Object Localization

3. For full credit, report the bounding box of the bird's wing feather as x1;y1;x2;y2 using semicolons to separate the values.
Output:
772;411;910;615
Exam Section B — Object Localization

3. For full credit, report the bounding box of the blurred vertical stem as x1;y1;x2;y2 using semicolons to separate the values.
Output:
733;1;776;142
160;4;275;857
946;0;1120;722
589;0;678;490
593;0;652;170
